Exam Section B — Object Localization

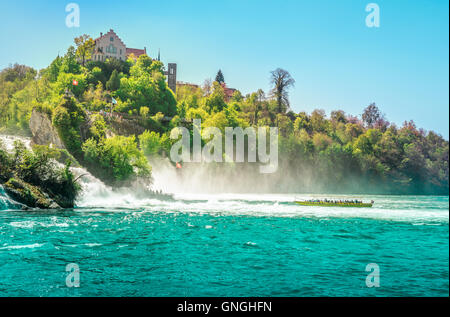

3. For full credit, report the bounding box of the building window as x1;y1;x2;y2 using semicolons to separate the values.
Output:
106;44;116;54
110;36;114;42
170;68;174;75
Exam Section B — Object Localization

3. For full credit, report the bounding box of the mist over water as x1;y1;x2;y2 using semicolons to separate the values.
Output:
70;156;448;224
0;135;448;225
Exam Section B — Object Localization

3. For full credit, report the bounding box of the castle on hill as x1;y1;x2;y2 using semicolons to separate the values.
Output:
92;29;177;93
90;29;236;96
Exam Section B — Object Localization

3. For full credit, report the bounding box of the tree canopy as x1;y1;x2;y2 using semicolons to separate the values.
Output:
0;38;448;194
270;68;295;114
74;34;95;67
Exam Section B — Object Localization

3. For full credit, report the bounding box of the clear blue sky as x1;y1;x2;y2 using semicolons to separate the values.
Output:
1;0;448;138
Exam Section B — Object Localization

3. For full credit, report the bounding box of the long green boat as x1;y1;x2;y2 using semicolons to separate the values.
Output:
295;200;374;208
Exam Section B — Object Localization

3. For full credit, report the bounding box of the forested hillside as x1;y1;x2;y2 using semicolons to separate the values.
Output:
1;38;448;194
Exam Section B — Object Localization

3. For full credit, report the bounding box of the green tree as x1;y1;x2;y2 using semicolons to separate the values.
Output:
116;55;176;116
310;109;328;133
270;68;295;114
331;110;347;124
294;112;312;134
215;69;225;84
106;69;121;91
82;135;151;183
362;103;383;128
52;97;86;156
203;82;227;113
74;34;95;67
139;130;170;156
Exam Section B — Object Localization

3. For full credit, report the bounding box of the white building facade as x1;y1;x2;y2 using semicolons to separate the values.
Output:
92;29;127;62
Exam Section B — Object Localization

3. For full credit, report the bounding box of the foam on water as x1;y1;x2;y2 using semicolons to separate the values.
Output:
74;172;449;223
0;134;31;150
0;185;25;210
0;243;44;250
140;193;449;223
1;134;448;224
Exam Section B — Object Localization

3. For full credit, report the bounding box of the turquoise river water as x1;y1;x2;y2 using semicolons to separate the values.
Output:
0;185;448;297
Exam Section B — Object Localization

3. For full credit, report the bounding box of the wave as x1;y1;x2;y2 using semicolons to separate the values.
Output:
0;185;26;211
0;243;44;250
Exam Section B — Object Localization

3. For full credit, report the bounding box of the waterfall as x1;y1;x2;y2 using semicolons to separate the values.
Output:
0;135;30;210
0;134;32;151
71;167;117;207
0;185;26;210
0;134;172;209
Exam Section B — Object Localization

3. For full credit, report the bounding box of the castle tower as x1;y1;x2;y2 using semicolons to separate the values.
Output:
167;63;177;94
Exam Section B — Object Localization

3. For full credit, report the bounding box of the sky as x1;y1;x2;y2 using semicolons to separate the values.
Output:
0;0;448;138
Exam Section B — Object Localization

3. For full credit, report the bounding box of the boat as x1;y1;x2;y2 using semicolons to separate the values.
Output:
295;200;373;208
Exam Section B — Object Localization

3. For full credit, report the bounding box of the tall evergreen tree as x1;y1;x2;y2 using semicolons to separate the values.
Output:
106;69;120;91
215;69;225;84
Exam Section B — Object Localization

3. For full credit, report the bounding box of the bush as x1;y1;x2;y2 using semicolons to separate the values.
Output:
52;97;86;156
89;114;107;141
82;135;151;183
139;130;171;156
0;140;12;182
106;69;121;91
2;141;81;207
116;56;177;116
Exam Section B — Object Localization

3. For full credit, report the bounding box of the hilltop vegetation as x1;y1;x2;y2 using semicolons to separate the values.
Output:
0;38;448;195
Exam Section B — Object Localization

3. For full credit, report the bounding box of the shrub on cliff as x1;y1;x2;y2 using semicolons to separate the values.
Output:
82;135;151;184
1;141;81;208
52;96;86;156
89;114;107;141
106;69;121;91
0;140;12;182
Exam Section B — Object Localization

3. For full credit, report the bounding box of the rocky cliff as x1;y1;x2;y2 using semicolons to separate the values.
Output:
29;108;65;148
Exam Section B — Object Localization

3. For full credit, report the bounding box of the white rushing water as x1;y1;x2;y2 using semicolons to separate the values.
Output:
0;134;32;150
1;135;449;224
74;160;449;224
